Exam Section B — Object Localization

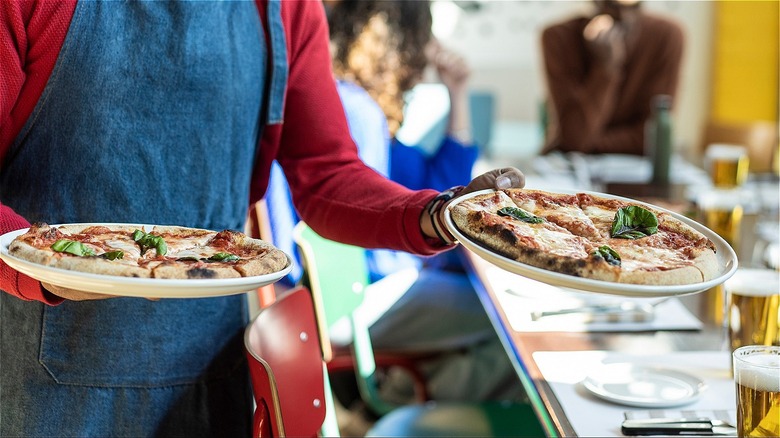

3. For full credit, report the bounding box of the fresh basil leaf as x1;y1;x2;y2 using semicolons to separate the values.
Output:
207;252;240;262
593;245;621;266
176;256;200;262
497;206;544;224
132;230;168;256
100;251;124;261
610;206;658;239
51;239;95;257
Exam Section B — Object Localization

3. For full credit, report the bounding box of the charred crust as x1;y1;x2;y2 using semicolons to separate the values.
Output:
186;268;219;279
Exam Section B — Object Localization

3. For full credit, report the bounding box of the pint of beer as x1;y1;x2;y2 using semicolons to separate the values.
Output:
732;346;780;437
727;269;780;352
698;189;744;248
706;144;750;188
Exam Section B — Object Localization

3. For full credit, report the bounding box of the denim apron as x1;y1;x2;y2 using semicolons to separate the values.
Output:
0;1;287;435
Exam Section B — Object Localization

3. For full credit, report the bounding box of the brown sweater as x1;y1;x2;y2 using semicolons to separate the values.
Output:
541;12;684;155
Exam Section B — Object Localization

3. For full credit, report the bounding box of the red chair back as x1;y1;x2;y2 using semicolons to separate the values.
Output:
244;286;327;437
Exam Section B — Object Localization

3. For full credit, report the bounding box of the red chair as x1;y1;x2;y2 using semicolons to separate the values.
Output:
244;286;327;437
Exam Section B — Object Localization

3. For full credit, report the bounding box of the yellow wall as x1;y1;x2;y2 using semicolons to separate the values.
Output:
711;0;779;122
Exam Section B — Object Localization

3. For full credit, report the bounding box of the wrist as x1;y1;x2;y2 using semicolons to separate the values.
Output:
421;185;466;246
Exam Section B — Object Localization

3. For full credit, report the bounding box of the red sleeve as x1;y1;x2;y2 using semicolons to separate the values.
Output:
0;0;73;304
0;0;76;159
0;203;63;304
272;1;443;256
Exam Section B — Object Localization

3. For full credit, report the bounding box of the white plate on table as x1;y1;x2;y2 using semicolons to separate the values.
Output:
445;189;738;297
581;362;707;408
0;225;292;298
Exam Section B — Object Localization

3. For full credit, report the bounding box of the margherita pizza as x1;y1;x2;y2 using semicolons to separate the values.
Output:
8;223;289;279
449;189;719;285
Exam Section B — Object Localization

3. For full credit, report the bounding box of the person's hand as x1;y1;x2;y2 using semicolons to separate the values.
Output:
42;282;118;301
459;167;525;198
583;14;626;70
426;39;470;96
420;167;526;245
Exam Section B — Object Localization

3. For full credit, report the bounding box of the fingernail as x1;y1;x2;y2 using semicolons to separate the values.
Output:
496;175;511;189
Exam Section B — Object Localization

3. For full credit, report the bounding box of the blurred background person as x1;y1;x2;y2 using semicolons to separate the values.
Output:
265;0;525;415
540;0;684;155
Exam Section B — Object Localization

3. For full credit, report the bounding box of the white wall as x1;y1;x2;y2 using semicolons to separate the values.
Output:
433;0;714;158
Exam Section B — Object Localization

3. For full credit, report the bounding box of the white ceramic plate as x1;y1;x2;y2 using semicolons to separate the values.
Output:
0;224;292;298
581;362;707;408
445;189;738;297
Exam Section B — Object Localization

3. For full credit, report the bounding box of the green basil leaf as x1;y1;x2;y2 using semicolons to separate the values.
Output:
497;206;544;224
153;236;167;257
51;239;95;257
176;256;200;262
593;245;621;266
132;230;167;256
610;206;658;239
207;252;240;262
100;251;124;261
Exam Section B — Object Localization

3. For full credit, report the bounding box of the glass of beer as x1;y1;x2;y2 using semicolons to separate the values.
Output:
732;346;780;437
698;189;744;249
727;269;780;352
706;143;750;188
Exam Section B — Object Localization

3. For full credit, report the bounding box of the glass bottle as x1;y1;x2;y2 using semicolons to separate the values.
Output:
646;95;673;185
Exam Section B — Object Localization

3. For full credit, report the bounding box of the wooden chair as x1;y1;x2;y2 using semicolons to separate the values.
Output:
292;222;547;437
244;286;328;437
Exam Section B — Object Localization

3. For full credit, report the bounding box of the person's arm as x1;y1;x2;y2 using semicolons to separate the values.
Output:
0;0;76;155
0;0;73;304
541;21;625;154
275;1;443;255
0;203;63;303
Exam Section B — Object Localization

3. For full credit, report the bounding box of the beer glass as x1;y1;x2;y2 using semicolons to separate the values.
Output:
727;269;780;352
698;189;744;249
732;346;780;437
706;143;750;188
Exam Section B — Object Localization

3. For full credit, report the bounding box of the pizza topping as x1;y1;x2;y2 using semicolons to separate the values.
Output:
101;251;125;260
610;206;658;239
593;245;621;266
132;230;168;256
52;239;96;257
497;206;544;224
175;252;240;263
208;252;240;262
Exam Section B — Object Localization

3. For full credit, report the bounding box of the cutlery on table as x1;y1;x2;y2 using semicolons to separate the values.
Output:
530;302;656;323
622;418;737;436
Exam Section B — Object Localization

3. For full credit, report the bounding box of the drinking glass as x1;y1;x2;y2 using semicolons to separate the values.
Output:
732;346;780;437
705;143;750;188
727;269;780;352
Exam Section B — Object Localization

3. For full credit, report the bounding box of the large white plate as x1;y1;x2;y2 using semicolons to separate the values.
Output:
581;362;707;408
0;224;292;298
445;189;738;297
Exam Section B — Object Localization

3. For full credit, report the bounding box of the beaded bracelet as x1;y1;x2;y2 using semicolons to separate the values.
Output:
427;185;466;246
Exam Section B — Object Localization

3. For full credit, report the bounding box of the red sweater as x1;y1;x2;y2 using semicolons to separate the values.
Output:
0;0;441;304
541;12;684;155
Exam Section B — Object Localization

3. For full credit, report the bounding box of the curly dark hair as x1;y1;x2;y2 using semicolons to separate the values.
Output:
328;0;433;135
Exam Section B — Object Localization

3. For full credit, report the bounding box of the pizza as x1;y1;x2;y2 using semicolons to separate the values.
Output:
8;223;289;279
449;189;719;286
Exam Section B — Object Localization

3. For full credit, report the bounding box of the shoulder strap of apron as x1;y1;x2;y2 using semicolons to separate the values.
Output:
258;0;288;125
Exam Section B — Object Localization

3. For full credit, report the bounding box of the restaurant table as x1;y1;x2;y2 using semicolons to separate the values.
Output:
459;249;731;437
